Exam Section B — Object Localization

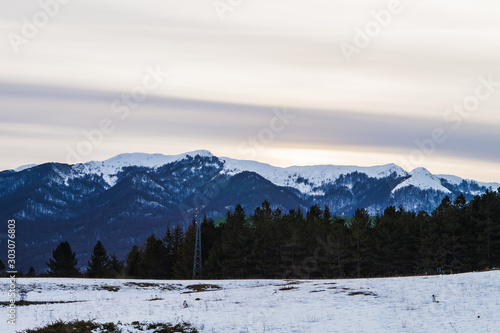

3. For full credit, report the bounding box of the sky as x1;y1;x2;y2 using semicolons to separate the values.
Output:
0;0;499;182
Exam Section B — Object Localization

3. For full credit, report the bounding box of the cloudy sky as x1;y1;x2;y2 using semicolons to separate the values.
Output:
0;0;499;181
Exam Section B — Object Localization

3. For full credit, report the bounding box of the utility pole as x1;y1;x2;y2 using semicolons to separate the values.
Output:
192;208;202;279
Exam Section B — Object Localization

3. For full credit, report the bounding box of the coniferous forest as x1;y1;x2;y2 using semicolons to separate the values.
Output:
9;188;498;280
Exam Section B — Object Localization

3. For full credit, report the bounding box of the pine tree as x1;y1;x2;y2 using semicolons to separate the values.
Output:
252;201;281;278
87;241;111;278
164;225;185;278
348;208;372;278
46;241;80;277
27;266;36;277
472;190;500;269
125;245;142;278
280;209;308;278
109;254;125;278
141;234;169;279
173;221;196;279
327;216;350;278
206;204;253;278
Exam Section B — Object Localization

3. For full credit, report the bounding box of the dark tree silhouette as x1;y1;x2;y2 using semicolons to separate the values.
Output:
87;241;111;278
46;241;80;277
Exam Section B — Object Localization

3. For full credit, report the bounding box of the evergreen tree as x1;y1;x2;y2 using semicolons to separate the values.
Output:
280;209;308;278
372;206;400;276
109;254;125;278
140;234;169;279
432;196;455;273
252;201;282;278
173;221;196;279
27;266;36;277
327;216;350;278
125;245;142;278
472;190;500;269
348;208;372;278
163;225;185;278
87;241;111;278
200;215;222;278
46;241;80;277
206;204;253;278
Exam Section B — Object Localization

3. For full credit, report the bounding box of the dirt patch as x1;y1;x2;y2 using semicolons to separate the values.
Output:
99;285;121;292
347;291;377;297
124;282;181;291
183;284;222;293
279;286;298;291
0;300;85;307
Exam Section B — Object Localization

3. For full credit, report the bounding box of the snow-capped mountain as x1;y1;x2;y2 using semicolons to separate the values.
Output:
1;150;498;271
392;167;452;194
3;150;498;216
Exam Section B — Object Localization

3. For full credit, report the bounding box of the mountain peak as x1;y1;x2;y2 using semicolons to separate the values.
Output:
410;167;432;176
393;167;451;194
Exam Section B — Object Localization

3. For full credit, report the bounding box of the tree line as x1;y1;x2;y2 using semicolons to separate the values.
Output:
5;188;498;279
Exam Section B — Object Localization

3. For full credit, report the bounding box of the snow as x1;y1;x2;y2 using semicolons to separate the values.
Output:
221;157;408;196
72;150;213;187
437;174;500;191
392;167;452;194
5;151;498;196
1;271;499;332
13;164;37;172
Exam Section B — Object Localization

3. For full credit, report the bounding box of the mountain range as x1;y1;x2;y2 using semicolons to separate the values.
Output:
1;150;498;271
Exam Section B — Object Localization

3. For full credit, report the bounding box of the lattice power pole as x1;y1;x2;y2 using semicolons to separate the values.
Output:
192;209;202;279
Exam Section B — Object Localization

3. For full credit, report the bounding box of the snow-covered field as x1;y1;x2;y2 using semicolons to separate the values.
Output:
1;271;499;332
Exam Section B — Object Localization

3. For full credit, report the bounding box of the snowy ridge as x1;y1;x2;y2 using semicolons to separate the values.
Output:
437;174;500;190
392;167;451;194
221;157;408;196
4;150;498;196
73;150;213;186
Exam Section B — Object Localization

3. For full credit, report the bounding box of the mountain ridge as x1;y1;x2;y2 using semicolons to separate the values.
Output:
2;150;499;271
6;150;498;196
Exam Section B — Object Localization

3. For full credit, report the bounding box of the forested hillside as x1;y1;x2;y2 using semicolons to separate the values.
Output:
22;189;499;280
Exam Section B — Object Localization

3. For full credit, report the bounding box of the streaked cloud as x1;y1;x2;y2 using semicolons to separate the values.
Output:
0;0;499;181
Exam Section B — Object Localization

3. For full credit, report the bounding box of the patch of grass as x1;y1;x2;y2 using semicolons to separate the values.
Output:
278;281;301;286
124;282;181;291
20;320;118;333
183;284;222;293
0;300;83;307
347;291;378;297
130;321;199;332
279;286;298;291
19;321;198;333
100;285;121;292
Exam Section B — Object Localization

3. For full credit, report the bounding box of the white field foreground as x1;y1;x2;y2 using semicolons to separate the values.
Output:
1;271;499;332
